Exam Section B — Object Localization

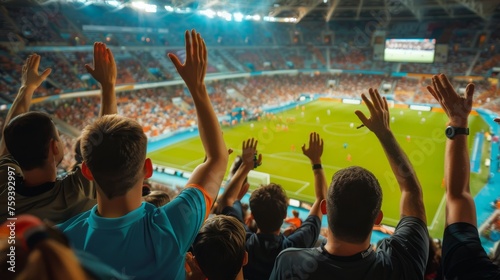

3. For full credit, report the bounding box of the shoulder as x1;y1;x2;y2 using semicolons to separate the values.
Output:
0;155;23;180
57;208;93;232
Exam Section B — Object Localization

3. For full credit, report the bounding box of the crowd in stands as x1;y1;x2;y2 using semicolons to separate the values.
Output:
1;27;500;280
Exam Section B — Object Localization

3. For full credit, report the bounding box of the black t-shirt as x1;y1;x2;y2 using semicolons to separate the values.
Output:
243;215;321;280
442;222;500;280
269;216;428;280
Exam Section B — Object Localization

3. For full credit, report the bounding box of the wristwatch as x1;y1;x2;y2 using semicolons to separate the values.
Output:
445;126;469;139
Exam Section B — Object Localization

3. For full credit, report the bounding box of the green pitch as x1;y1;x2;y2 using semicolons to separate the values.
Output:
148;100;490;238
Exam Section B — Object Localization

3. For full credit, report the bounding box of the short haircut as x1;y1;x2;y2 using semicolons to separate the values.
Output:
143;191;170;207
4;112;58;170
327;166;382;243
80;115;147;199
249;183;288;233
193;215;246;280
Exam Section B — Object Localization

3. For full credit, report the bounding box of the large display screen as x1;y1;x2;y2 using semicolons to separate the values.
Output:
384;38;436;63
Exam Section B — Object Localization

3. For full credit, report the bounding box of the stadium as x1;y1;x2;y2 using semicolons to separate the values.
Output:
0;0;500;279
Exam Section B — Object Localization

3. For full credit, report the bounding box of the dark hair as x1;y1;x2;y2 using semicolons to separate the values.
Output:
80;115;147;199
143;191;170;207
327;166;382;243
4;112;58;170
193;215;246;280
249;183;288;233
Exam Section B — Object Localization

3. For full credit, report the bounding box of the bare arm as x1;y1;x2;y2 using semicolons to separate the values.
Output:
0;54;51;157
427;74;476;226
355;89;426;223
302;132;327;219
85;42;117;116
169;30;228;201
214;138;261;213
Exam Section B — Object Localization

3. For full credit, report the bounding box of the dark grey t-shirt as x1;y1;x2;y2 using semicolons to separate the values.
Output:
270;216;428;280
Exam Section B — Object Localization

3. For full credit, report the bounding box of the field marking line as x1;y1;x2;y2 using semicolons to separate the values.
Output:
428;194;446;231
182;158;205;169
271;174;310;194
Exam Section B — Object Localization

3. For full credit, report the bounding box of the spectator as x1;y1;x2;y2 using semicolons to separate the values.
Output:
0;46;116;224
143;190;171;207
220;133;326;280
427;74;500;279
285;210;302;228
270;89;428;279
190;215;248;280
57;30;229;280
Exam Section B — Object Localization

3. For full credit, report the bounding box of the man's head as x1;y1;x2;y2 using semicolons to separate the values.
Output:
4;111;63;170
249;183;288;233
80;115;150;199
192;215;247;280
326;166;383;244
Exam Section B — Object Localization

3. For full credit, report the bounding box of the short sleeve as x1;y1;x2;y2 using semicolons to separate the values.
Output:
379;216;429;277
161;187;207;253
286;215;321;248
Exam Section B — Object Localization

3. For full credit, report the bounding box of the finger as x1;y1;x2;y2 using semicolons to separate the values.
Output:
382;96;388;111
191;30;198;62
355;110;369;125
184;30;191;63
32;54;40;72
465;83;475;108
84;64;94;74
427;85;439;101
369;88;382;110
40;68;51;80
197;33;203;63
301;144;306;153
361;93;376;116
320;138;324;149
433;75;447;98
257;154;262;165
106;48;115;64
375;89;384;109
227;148;233;155
168;53;183;71
439;74;455;96
253;139;258;149
309;132;313;145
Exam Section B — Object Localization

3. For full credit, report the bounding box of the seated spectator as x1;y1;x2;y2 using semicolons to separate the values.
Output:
0;45;117;223
427;74;500;279
190;215;248;280
270;89;428;279
58;30;229;280
285;210;302;228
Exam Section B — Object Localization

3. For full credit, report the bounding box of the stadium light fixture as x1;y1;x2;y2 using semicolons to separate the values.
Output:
233;12;244;22
164;5;174;12
131;1;157;13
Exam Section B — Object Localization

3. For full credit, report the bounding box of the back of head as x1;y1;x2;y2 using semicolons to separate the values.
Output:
327;166;382;243
193;215;246;280
80;115;147;199
249;183;288;233
143;191;171;207
4;112;58;170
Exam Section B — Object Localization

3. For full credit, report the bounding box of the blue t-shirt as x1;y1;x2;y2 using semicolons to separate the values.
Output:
58;187;207;280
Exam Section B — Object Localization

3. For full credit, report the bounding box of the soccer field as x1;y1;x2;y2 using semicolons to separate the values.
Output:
148;100;490;237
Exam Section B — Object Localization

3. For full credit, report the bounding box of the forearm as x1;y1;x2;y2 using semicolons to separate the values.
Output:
99;84;117;116
308;168;327;218
217;165;251;210
190;85;227;161
377;132;426;222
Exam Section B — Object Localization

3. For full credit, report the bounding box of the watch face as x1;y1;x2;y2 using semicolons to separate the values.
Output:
446;127;454;138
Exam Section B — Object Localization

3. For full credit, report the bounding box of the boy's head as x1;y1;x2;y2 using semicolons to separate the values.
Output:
192;215;247;280
143;191;170;207
4;111;63;170
249;183;288;233
80;115;150;199
326;166;383;244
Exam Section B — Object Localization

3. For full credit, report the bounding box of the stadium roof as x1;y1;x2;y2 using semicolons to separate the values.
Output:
9;0;500;23
126;0;500;22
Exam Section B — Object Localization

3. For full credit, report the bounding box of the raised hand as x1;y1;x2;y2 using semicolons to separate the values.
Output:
427;74;474;127
355;88;390;137
21;54;51;88
241;138;262;171
168;30;207;91
302;132;323;165
85;42;116;88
